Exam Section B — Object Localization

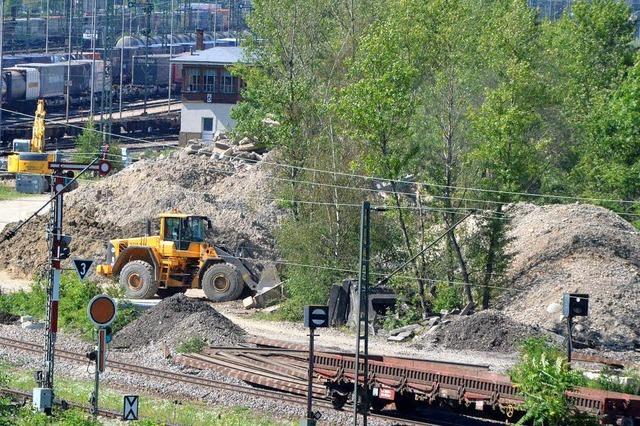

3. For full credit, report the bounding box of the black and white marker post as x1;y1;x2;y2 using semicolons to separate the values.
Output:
302;306;329;426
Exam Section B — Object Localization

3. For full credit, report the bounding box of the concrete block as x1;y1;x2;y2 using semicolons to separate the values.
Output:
388;323;421;336
387;330;414;342
20;315;35;323
21;321;45;330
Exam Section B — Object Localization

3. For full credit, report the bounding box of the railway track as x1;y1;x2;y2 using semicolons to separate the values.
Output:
0;336;438;426
0;387;125;420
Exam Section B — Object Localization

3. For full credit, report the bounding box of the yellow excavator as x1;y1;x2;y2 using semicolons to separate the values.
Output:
7;99;54;177
96;212;276;302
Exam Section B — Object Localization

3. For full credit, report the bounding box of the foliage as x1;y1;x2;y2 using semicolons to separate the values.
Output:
431;283;462;313
176;337;206;354
0;273;139;339
586;367;640;396
73;119;123;172
236;0;640;318
510;338;597;425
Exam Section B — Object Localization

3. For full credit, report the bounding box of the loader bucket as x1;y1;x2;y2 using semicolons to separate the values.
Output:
255;264;280;292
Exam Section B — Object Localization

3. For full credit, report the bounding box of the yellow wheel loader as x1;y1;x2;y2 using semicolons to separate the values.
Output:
96;212;274;302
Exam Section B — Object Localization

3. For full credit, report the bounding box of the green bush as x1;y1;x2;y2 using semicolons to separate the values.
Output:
0;273;139;339
510;338;597;426
431;282;461;313
177;337;207;354
587;367;640;396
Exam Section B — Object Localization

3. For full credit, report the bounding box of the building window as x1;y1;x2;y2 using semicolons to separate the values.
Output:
203;69;216;93
185;67;200;92
222;71;235;94
202;117;214;132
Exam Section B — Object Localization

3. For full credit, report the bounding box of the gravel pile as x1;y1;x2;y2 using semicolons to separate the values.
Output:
418;310;551;353
0;152;282;277
112;294;246;349
498;203;640;350
0;311;19;324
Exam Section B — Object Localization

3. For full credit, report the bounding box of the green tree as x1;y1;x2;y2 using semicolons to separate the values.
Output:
573;56;640;217
73;119;121;171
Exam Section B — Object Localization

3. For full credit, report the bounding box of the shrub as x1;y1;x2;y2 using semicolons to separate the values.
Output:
0;273;139;339
431;282;461;313
510;338;597;426
177;337;207;354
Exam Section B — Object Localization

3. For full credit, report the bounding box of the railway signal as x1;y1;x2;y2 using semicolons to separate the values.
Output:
87;294;118;417
0;150;114;414
302;305;328;426
563;293;589;364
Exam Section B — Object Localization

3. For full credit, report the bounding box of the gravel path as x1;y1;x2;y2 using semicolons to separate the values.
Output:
215;302;519;373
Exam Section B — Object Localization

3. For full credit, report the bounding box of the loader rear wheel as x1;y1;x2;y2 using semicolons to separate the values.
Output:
119;260;157;299
202;263;244;302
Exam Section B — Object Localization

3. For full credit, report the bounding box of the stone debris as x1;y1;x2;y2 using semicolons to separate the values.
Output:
112;294;246;349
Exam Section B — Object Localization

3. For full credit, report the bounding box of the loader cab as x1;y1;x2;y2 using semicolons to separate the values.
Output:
159;214;211;251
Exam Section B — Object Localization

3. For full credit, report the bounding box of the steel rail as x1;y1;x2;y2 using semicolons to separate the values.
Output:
0;336;436;425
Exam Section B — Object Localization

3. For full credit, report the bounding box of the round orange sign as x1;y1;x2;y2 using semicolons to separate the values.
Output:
87;295;117;327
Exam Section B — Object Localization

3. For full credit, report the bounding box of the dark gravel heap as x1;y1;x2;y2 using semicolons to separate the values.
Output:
428;310;551;353
112;294;246;349
0;311;19;325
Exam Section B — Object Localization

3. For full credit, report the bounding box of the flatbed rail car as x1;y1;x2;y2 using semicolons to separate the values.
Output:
312;351;640;425
247;337;640;425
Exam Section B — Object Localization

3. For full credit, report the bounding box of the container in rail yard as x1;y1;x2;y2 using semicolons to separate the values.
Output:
5;67;39;100
19;63;66;98
67;60;93;96
132;55;171;87
15;174;48;194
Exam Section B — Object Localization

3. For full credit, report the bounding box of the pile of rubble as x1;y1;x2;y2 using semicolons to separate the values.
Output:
0;141;283;277
181;132;266;164
112;294;246;349
498;203;640;351
415;309;553;353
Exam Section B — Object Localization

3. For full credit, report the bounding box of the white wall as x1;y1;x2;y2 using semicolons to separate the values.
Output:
180;102;236;135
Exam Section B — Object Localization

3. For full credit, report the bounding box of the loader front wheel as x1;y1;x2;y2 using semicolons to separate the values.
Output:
202;263;243;302
119;260;158;299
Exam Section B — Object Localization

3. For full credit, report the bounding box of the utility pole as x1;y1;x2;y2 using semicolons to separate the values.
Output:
89;0;97;118
119;2;125;118
65;0;74;123
1;0;4;143
167;0;174;113
45;0;50;52
142;0;152;115
99;0;114;143
353;201;371;426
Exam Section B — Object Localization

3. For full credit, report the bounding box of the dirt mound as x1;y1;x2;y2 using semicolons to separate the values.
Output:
420;310;549;353
0;153;282;277
112;294;245;349
498;203;640;350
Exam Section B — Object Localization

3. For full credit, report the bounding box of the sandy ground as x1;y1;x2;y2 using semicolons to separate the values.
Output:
0;194;49;293
0;194;49;232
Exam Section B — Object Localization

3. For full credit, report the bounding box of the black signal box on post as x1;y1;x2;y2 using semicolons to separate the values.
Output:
304;306;329;329
563;293;589;318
